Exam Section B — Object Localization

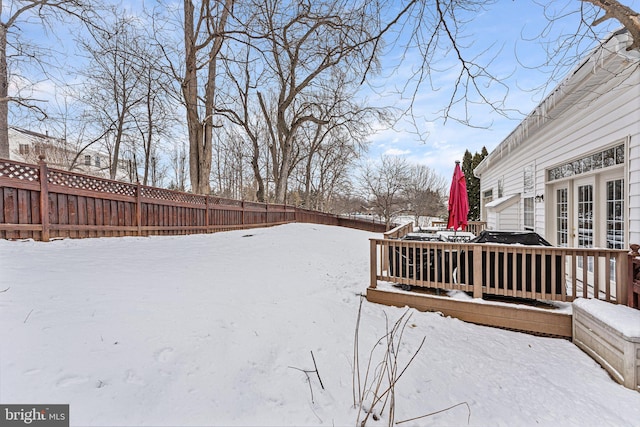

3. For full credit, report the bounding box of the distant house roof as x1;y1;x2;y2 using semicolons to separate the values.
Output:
474;29;639;178
10;126;62;144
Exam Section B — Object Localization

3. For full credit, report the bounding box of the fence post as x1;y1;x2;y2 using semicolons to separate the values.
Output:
241;200;245;225
205;196;210;231
473;245;483;299
136;182;142;236
265;203;268;224
38;156;50;242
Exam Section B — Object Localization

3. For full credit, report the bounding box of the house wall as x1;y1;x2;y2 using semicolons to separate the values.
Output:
485;195;521;231
496;203;520;231
477;36;640;247
7;127;131;182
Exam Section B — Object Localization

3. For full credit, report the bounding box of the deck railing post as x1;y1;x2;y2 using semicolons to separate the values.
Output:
473;245;483;299
38;155;50;242
370;239;378;288
624;245;639;306
629;244;640;308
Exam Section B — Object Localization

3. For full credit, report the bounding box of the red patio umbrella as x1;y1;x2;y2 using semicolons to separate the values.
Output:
447;161;469;231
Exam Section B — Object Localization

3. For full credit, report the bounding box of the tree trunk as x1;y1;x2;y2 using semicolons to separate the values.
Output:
182;0;232;195
274;140;292;203
250;138;265;202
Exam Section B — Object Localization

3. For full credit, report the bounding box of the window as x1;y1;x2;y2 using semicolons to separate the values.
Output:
548;143;624;181
84;155;91;166
481;189;493;221
524;197;534;230
19;144;30;155
523;166;534;194
497;179;504;198
556;188;568;247
95;156;101;167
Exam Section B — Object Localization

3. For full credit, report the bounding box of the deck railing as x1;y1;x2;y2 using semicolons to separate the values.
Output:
383;221;414;239
427;220;487;235
628;244;640;308
370;238;629;305
0;157;387;241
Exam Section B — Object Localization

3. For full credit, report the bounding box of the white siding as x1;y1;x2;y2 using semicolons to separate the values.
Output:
478;57;640;246
497;203;520;231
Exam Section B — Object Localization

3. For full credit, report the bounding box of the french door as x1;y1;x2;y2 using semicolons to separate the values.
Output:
572;179;595;287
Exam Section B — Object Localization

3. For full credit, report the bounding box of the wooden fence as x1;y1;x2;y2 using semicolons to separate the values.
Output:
0;157;387;241
370;238;630;306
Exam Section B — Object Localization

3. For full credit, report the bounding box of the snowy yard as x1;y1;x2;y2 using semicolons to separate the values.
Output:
1;223;639;426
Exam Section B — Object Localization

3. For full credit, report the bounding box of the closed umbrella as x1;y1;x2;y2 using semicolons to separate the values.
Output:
447;161;469;231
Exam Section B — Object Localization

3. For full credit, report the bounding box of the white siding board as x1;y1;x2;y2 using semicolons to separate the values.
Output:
498;204;520;231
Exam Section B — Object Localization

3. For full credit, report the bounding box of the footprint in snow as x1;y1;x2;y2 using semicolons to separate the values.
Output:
155;347;174;363
124;369;145;385
56;375;89;388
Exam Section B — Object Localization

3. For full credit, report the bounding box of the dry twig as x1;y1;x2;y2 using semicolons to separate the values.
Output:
396;401;471;425
289;351;325;404
23;309;34;324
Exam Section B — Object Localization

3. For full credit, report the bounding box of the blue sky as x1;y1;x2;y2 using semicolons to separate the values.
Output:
10;0;640;181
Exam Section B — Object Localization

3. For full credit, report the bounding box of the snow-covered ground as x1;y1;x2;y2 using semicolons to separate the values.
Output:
1;223;639;426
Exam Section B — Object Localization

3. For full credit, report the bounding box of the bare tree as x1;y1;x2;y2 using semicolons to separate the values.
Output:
75;8;148;180
585;0;640;50
215;36;270;201
360;155;411;229
168;140;189;191
248;0;385;204
0;0;94;158
404;164;447;227
179;0;234;194
210;128;251;199
132;43;178;186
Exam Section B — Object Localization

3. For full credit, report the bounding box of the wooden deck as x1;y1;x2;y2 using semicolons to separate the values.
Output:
366;286;573;338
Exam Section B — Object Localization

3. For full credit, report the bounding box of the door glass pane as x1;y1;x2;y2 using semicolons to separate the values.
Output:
577;184;594;272
556;188;568;247
607;179;624;282
577;185;593;248
606;179;624;249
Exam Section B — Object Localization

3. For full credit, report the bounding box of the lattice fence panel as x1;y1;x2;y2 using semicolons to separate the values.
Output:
48;169;137;196
142;187;206;205
0;161;40;181
208;197;242;207
243;201;266;209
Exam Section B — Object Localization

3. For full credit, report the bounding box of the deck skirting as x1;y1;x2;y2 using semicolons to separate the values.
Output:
366;287;572;337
